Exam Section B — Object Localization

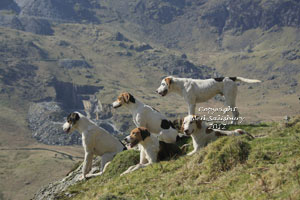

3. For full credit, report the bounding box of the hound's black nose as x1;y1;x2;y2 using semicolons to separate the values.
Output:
184;130;189;135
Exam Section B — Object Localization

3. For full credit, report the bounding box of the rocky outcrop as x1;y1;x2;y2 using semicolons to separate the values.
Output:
51;79;102;110
282;49;300;61
18;0;99;22
2;0;299;40
33;158;100;200
100;0;300;49
19;16;54;35
0;63;38;85
219;0;300;33
28;102;82;145
136;53;214;79
58;59;92;69
0;0;20;13
27;92;123;145
0;13;53;35
33;150;140;200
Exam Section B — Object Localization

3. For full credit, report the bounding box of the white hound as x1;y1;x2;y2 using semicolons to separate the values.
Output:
156;76;261;124
182;115;253;155
121;127;181;176
62;112;126;179
112;92;179;143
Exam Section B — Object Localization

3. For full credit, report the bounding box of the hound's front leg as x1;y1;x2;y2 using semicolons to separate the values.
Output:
121;149;149;176
131;163;151;172
120;164;139;176
120;163;151;176
188;104;196;115
187;135;202;156
82;152;93;179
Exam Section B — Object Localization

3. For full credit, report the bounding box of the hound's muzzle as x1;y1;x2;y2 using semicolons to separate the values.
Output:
112;101;122;109
156;89;168;96
63;122;72;133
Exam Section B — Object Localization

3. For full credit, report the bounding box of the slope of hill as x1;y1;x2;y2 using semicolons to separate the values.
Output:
37;116;300;200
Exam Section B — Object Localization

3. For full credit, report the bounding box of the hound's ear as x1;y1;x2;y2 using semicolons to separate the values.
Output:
128;93;135;103
180;118;184;133
122;93;130;103
123;93;135;103
196;118;202;129
139;127;150;140
165;77;173;87
68;112;80;124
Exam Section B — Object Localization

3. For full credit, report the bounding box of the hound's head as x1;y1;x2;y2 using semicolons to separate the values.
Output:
124;127;150;148
156;76;173;96
182;115;202;136
62;112;81;134
112;92;136;109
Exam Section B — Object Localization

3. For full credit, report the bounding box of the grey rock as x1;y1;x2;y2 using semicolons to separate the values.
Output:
58;59;92;69
19;0;99;23
50;79;102;110
28;102;82;145
135;43;153;52
0;0;20;13
57;40;70;47
33;157;101;200
0;13;53;35
114;32;131;42
19;16;54;35
282;49;300;61
267;75;277;80
136;52;214;79
0;14;23;30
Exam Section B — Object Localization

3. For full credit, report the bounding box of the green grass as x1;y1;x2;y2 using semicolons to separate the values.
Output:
55;116;300;200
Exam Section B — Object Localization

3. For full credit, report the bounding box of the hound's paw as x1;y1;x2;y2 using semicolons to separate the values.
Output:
187;151;196;156
79;175;87;181
120;171;130;176
87;172;103;178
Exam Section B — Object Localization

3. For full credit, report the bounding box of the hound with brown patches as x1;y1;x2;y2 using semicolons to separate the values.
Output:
156;76;261;124
62;112;126;179
121;127;182;176
112;92;179;143
182;115;252;155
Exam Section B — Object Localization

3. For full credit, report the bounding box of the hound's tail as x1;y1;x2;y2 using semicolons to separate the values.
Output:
236;77;261;83
213;129;255;139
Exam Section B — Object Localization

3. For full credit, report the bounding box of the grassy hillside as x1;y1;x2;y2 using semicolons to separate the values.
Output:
55;116;300;200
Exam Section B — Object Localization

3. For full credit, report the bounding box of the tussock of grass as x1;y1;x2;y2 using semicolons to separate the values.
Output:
103;150;140;178
192;136;250;176
58;116;300;200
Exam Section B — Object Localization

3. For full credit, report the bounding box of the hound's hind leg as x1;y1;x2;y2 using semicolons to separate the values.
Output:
223;82;239;125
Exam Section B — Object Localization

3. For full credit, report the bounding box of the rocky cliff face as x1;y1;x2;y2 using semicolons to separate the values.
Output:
1;0;300;38
28;102;82;145
204;0;300;33
0;0;20;13
18;0;99;22
27;79;123;145
135;53;214;79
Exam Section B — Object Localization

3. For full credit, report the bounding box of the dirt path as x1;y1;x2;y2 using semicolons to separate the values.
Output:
0;147;84;160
